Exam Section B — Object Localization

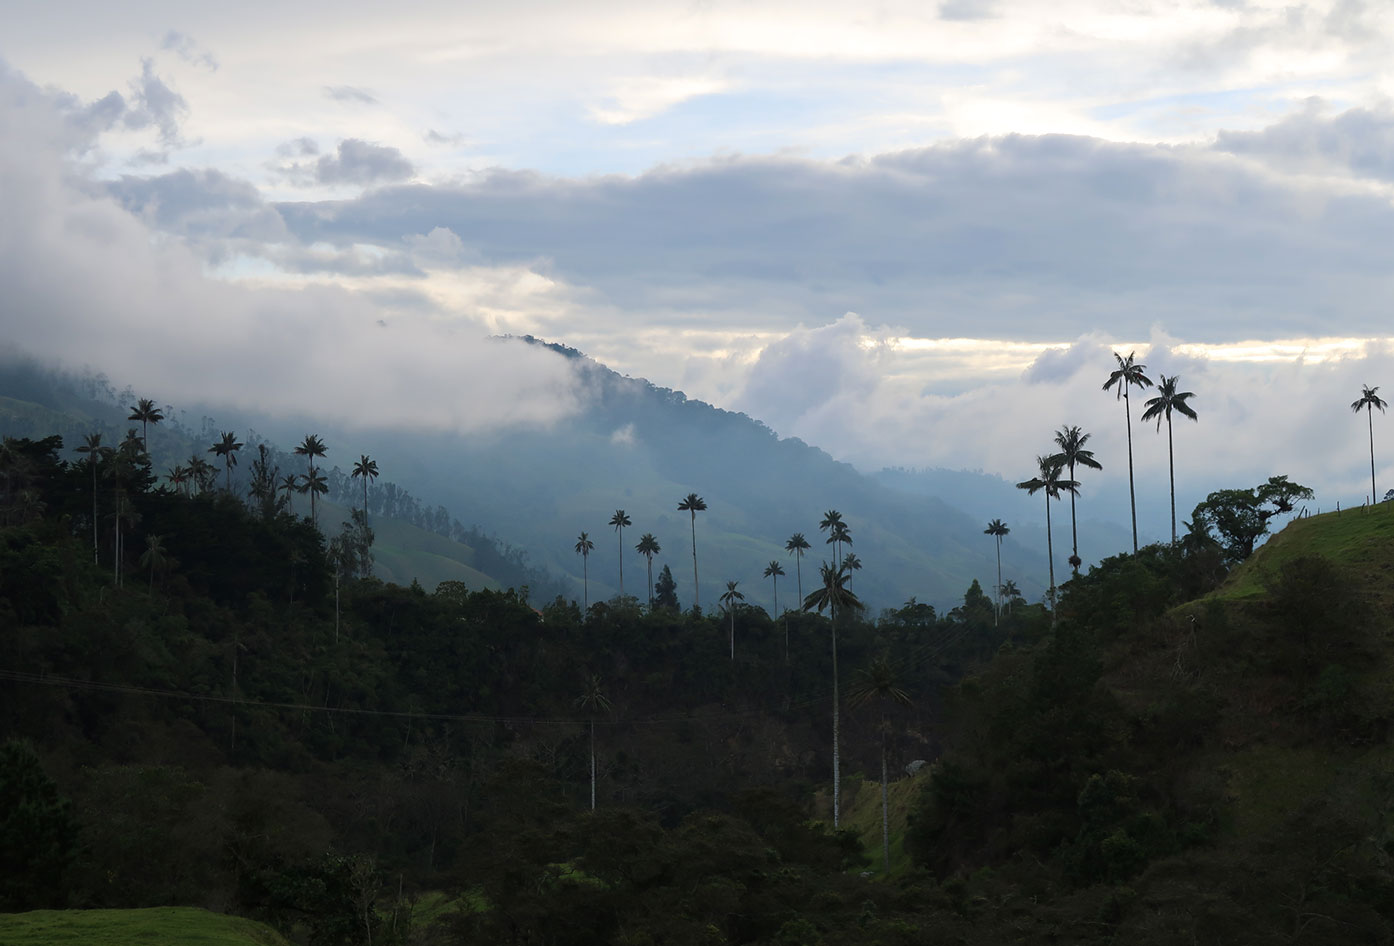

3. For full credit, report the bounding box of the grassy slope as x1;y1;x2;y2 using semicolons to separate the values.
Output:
0;907;290;946
1214;503;1394;603
840;771;929;877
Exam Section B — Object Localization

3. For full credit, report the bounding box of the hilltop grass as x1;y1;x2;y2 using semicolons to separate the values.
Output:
1213;502;1394;603
0;907;290;946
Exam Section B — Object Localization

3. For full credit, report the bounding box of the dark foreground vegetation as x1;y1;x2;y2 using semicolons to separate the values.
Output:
3;430;1394;944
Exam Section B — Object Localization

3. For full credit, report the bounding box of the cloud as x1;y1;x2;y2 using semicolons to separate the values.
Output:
0;64;581;436
269;130;1394;346
424;129;466;146
324;85;378;105
160;31;218;71
122;58;188;148
1214;99;1394;182
274;138;416;188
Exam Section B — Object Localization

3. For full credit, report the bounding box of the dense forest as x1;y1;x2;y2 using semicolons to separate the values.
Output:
3;427;1394;944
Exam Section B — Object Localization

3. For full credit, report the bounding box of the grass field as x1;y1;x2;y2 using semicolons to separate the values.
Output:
0;907;290;946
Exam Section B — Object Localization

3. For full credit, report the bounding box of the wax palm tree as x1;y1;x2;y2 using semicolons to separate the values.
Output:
609;510;632;597
1016;455;1079;618
209;431;243;493
720;580;745;661
1001;579;1021;614
75;433;103;563
1102;351;1153;552
1351;385;1388;505
185;454;214;495
301;469;328;528
1141;376;1199;543
575;674;612;811
139;533;170;592
763;559;787;662
677;493;707;610
351;454;379;525
848;655;912;872
804;561;864;829
841;552;861;585
127;398;164;452
575;531;595;612
819;510;846;566
785;532;811;602
984;519;1009;625
1048;425;1102;572
635;533;661;608
294;435;327;524
280;474;300;515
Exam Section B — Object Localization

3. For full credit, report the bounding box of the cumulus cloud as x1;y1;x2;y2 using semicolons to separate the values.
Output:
313;139;414;186
160;31;218;71
0;65;581;435
122;58;188;148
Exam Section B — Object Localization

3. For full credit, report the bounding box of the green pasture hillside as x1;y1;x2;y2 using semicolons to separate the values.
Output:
0;907;290;946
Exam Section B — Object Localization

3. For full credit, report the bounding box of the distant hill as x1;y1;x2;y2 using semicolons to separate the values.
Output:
0;343;1052;611
0;365;561;601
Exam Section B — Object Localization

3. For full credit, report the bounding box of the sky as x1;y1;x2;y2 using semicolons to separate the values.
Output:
3;0;1394;536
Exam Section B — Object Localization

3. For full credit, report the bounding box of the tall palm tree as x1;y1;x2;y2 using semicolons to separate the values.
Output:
1016;455;1079;618
841;552;861;583
575;531;595;612
763;560;787;662
720;580;745;661
294;435;327;524
785;532;811;602
575;674;612;811
1141;376;1199;543
1102;351;1153;552
300;469;328;528
280;474;300;515
983;519;1009;625
351;455;379;525
1351;385;1389;505
1001;579;1021;614
209;431;243;493
819;510;846;567
635;533;661;608
803;561;864;829
609;510;632;597
127;398;164;452
848;656;912;872
75;433;103;563
1049;425;1102;572
140;533;169;592
677;493;707;610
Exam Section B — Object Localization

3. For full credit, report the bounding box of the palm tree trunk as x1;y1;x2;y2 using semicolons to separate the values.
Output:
690;514;699;610
582;555;589;612
1045;492;1056;625
617;529;624;597
795;553;803;603
1068;460;1079;571
1167;415;1177;543
589;718;596;811
1125;391;1138;552
880;721;890;871
994;537;1002;628
91;463;98;564
646;557;654;608
1369;405;1378;505
729;607;735;661
831;603;841;829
